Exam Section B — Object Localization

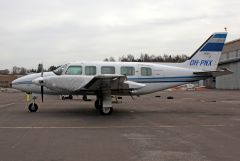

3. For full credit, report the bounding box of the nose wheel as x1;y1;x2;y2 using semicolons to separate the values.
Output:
28;103;38;112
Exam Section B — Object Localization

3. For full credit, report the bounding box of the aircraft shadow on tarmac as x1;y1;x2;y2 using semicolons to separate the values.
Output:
21;103;236;119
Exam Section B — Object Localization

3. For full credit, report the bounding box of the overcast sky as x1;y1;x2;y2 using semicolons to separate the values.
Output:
0;0;240;70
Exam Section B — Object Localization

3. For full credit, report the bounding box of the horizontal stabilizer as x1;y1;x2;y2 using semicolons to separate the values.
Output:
193;68;233;77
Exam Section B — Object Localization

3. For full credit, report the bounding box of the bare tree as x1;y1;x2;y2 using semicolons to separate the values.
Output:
104;57;116;62
19;67;27;75
109;57;116;62
118;54;188;62
48;66;58;71
12;66;21;74
12;66;27;75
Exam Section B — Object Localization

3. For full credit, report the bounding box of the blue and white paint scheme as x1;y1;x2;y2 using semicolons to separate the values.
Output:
11;32;232;115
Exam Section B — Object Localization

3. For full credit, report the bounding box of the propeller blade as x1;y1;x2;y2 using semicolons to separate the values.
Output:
41;64;43;77
41;86;44;102
40;63;44;102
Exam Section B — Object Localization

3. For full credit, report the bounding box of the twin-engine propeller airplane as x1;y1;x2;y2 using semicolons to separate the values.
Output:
12;32;232;115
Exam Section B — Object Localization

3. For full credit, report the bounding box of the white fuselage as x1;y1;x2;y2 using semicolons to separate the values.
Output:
12;61;209;96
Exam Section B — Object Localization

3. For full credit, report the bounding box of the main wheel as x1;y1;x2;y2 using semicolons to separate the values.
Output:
94;100;101;109
99;107;113;115
28;103;38;112
83;95;87;101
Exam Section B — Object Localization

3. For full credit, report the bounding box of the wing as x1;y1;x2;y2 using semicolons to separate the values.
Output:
81;74;145;91
37;74;145;95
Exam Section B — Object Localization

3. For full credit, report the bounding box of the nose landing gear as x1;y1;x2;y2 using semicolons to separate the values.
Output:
27;95;39;112
28;103;38;112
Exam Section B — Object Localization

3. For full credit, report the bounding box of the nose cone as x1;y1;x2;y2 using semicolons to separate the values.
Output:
11;73;40;91
11;77;24;90
11;79;17;89
32;77;45;86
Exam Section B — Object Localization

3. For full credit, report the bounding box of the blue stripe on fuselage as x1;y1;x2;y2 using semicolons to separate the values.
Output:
12;81;33;85
128;75;209;79
128;75;210;83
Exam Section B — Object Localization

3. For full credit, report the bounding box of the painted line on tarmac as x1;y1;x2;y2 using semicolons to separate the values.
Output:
0;103;15;108
0;124;225;129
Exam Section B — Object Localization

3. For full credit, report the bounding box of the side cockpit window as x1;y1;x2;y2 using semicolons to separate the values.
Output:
66;66;82;75
53;64;67;75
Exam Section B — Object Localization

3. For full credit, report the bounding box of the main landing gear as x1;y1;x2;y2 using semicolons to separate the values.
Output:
95;91;113;115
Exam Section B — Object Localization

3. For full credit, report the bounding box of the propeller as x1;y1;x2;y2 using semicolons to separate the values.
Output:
40;64;44;102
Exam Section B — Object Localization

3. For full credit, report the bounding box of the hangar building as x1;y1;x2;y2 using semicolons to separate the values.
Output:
216;38;240;89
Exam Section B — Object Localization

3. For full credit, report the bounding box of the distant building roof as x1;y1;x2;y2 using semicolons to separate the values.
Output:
222;38;240;53
219;38;240;65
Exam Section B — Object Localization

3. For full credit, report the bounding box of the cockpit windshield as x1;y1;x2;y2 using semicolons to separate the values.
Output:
53;64;67;75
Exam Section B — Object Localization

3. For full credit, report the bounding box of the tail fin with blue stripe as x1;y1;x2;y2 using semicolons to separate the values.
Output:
182;32;227;71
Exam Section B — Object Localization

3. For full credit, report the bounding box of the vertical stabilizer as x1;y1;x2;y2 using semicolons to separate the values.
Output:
182;32;227;71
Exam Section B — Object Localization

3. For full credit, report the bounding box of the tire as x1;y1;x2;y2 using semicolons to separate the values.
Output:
94;100;101;109
99;107;113;115
28;103;38;112
83;95;87;101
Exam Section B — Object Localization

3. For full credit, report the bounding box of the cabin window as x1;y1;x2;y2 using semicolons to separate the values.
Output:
65;66;82;75
141;67;152;76
85;66;96;75
101;66;115;74
121;66;135;76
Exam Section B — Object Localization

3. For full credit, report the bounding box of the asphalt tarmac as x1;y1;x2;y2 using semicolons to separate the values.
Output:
0;90;240;161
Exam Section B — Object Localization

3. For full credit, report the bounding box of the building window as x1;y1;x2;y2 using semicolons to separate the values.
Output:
230;51;236;59
85;66;96;75
226;53;229;59
141;67;152;76
66;66;82;75
235;51;238;58
237;50;240;58
101;66;115;74
121;66;135;76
